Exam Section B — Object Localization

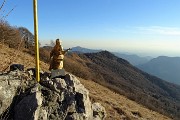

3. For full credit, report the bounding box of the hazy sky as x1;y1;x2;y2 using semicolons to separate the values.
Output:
2;0;180;56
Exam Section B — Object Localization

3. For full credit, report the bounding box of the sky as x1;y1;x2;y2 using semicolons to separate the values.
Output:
1;0;180;57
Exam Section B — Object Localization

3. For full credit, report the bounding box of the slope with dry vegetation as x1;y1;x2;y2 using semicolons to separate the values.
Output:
63;51;180;119
39;46;180;119
0;44;171;120
0;44;48;72
80;78;171;120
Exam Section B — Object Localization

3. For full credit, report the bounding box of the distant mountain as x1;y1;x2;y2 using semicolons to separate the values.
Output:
137;56;180;85
64;51;180;119
71;46;152;65
113;52;152;65
71;46;101;53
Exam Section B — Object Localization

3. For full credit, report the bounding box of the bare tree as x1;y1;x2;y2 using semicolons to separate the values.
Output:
50;40;55;46
0;0;6;45
0;0;16;20
0;0;22;49
0;0;6;12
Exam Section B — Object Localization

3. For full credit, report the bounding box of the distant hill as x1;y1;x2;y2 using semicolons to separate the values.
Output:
42;46;101;54
71;46;152;65
71;46;102;53
113;52;152;65
137;56;180;85
64;51;180;119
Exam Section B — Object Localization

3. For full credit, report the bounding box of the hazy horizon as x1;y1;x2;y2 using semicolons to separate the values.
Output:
3;0;180;57
41;42;180;58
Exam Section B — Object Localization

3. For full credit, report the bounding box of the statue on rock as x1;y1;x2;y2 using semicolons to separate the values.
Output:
49;39;71;77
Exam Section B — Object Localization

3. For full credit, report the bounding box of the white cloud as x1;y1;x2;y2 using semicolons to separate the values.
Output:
136;26;180;36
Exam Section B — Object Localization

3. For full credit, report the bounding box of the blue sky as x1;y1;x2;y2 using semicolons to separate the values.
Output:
2;0;180;56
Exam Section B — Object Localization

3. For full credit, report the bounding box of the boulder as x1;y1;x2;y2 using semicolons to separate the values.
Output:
0;71;22;116
10;64;24;71
39;74;93;120
0;69;106;120
92;103;106;120
14;91;42;120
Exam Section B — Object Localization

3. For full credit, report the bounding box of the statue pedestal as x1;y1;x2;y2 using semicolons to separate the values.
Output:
51;69;65;78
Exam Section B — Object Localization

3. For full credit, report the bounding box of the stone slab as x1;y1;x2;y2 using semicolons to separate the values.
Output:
51;69;65;78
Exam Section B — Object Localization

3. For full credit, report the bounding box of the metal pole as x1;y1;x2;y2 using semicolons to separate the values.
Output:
33;0;40;82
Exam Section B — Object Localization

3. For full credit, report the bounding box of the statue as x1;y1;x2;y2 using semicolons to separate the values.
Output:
49;39;71;71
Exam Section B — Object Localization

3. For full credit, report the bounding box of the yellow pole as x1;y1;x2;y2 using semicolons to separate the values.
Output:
33;0;40;82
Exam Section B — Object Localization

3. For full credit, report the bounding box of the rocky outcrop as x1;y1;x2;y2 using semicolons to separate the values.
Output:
0;69;106;120
0;71;24;116
92;103;106;120
14;91;42;120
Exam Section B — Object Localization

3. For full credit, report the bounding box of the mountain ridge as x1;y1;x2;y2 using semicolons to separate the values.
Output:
137;56;180;85
64;51;180;119
71;46;102;53
71;46;152;65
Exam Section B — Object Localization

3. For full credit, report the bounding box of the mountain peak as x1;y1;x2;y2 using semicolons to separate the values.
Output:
97;50;116;58
138;55;180;85
84;50;130;65
71;46;101;53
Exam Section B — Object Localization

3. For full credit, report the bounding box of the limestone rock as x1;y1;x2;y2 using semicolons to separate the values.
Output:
14;91;42;120
10;64;24;71
40;74;93;120
0;69;106;120
0;71;22;115
92;103;106;120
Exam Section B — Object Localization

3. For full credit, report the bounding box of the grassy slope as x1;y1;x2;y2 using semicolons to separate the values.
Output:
0;44;170;120
0;44;49;71
79;78;170;120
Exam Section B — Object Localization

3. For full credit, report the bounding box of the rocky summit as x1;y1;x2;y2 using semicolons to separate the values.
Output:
0;68;106;120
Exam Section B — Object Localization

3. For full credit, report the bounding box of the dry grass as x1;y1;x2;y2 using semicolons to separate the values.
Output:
0;44;49;71
79;78;171;120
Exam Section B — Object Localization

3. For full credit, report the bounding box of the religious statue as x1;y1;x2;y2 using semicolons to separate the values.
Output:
49;39;71;71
